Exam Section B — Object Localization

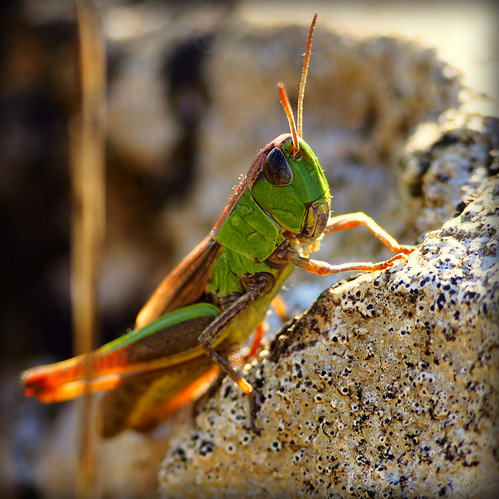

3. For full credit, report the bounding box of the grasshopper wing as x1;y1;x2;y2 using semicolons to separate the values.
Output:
22;236;222;405
135;235;222;328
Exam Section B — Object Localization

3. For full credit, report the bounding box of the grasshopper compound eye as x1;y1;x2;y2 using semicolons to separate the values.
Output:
264;148;293;186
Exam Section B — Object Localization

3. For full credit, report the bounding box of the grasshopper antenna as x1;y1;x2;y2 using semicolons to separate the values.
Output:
297;13;317;139
278;82;299;150
278;13;317;151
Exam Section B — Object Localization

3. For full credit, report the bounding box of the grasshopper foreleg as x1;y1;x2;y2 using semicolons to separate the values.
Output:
325;212;415;255
281;211;416;276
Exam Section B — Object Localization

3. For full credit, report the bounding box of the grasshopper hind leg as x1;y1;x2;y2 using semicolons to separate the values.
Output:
98;314;218;437
198;272;275;431
99;357;218;438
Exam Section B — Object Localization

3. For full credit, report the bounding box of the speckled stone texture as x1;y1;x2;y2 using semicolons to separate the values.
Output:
16;12;496;498
158;117;499;497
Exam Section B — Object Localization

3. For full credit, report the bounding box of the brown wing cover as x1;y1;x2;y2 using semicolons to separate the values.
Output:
135;235;222;328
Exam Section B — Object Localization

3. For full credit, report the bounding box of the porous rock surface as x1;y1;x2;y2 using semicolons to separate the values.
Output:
18;13;496;498
158;124;499;496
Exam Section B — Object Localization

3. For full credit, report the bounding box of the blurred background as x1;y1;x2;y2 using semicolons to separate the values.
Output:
0;0;496;497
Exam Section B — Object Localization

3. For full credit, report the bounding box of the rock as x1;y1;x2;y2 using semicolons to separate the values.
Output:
402;112;499;237
158;120;499;496
10;6;497;498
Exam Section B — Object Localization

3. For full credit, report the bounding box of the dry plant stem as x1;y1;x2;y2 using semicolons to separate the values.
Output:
71;1;107;498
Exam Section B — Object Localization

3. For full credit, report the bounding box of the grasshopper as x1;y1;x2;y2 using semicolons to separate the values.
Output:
22;14;414;437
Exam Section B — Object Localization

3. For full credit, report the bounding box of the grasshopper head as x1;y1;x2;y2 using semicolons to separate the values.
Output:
248;15;329;243
247;133;330;242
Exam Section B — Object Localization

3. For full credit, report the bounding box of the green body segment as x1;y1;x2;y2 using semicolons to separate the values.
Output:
206;135;331;345
218;263;294;347
206;245;294;344
210;137;330;301
213;189;284;262
209;180;291;301
207;248;275;296
250;138;330;233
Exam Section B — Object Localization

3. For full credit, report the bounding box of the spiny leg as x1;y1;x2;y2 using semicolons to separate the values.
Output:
290;251;409;277
325;212;415;255
197;272;274;431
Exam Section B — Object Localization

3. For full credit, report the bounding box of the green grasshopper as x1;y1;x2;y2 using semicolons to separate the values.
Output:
22;15;414;437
